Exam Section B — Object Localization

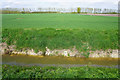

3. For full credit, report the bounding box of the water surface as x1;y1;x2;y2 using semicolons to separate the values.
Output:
2;55;119;68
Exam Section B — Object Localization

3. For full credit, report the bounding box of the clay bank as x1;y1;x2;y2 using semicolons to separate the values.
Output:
1;43;119;58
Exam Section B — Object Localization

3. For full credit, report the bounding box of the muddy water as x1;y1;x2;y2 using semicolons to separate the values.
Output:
2;55;119;68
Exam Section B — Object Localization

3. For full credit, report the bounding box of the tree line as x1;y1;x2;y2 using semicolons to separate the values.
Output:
0;7;118;14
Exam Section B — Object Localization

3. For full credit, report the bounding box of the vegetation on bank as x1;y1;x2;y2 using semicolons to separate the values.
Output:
2;28;118;53
2;64;119;78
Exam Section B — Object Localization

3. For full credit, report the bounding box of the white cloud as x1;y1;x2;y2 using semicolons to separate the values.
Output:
14;2;21;4
4;5;11;8
1;0;119;9
2;0;119;2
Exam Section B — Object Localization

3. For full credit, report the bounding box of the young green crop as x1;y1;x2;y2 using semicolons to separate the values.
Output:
2;14;118;30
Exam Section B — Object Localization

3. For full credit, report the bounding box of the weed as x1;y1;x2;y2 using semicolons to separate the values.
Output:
2;64;119;78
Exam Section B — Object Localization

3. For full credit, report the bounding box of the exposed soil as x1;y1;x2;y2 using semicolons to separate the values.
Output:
0;43;119;58
82;14;118;17
16;18;24;19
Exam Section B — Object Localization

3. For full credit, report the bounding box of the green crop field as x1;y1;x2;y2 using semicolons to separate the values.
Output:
2;14;118;30
2;14;118;53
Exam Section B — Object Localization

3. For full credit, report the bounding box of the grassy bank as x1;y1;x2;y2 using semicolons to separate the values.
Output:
2;64;119;78
2;28;118;53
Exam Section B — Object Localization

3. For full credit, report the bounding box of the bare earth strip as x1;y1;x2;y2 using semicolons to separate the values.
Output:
82;14;118;17
1;43;119;58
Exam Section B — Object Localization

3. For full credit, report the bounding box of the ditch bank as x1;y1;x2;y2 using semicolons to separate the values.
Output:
0;43;119;58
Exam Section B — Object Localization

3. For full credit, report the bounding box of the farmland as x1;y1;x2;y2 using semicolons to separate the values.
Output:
2;14;118;53
2;14;118;30
1;13;119;78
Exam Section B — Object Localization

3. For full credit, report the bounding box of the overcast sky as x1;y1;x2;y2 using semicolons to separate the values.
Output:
1;0;119;9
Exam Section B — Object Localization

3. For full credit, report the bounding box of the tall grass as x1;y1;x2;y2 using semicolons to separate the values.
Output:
2;28;118;52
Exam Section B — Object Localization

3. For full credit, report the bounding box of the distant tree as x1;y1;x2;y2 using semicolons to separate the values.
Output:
29;8;32;12
38;8;42;12
48;8;51;12
22;8;25;14
77;7;81;13
71;8;74;12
